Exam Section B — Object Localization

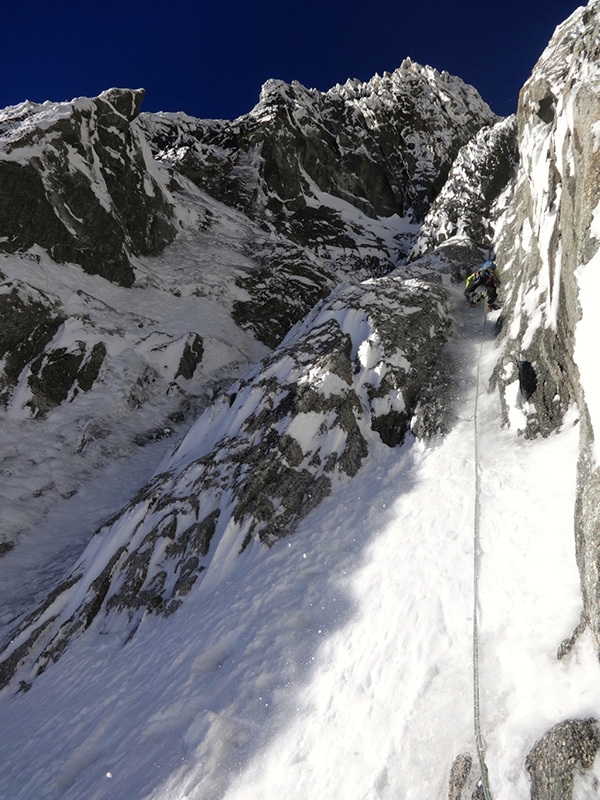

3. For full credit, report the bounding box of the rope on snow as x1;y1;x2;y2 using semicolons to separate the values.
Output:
472;303;493;800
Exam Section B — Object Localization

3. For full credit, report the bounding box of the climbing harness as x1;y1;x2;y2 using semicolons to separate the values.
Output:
472;304;493;800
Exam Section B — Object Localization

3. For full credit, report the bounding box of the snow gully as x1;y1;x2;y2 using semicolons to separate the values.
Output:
472;303;493;800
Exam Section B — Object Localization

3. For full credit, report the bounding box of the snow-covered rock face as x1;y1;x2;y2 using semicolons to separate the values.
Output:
0;61;496;689
409;115;518;260
0;88;177;286
0;271;451;690
493;7;600;438
489;0;600;658
138;62;496;345
0;66;495;561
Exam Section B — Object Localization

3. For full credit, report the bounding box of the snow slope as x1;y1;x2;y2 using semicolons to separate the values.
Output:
0;59;494;585
3;3;600;796
0;287;596;800
0;220;270;627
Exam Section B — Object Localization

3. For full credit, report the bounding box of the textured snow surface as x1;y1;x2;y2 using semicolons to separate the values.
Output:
0;218;269;624
0;293;597;800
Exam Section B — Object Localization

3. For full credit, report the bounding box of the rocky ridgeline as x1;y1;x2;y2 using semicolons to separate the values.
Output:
141;59;497;227
0;66;495;549
0;271;451;689
139;60;498;344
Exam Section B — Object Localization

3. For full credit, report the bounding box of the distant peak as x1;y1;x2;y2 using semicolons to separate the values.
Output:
258;78;317;108
97;87;146;120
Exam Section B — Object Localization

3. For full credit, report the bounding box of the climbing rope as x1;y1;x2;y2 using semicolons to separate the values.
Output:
472;303;493;800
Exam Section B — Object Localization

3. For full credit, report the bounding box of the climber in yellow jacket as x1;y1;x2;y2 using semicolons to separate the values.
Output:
464;261;500;311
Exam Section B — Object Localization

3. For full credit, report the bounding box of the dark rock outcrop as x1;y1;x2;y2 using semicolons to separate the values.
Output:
0;88;177;285
0;280;65;403
27;340;107;416
174;333;204;380
526;719;600;800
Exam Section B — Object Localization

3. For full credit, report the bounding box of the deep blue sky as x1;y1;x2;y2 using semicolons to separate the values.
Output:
1;0;584;120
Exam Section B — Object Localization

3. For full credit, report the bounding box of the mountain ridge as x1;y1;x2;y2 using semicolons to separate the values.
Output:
0;60;494;569
2;4;600;796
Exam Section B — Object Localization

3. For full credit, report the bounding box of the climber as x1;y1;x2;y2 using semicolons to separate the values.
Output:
464;260;500;311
